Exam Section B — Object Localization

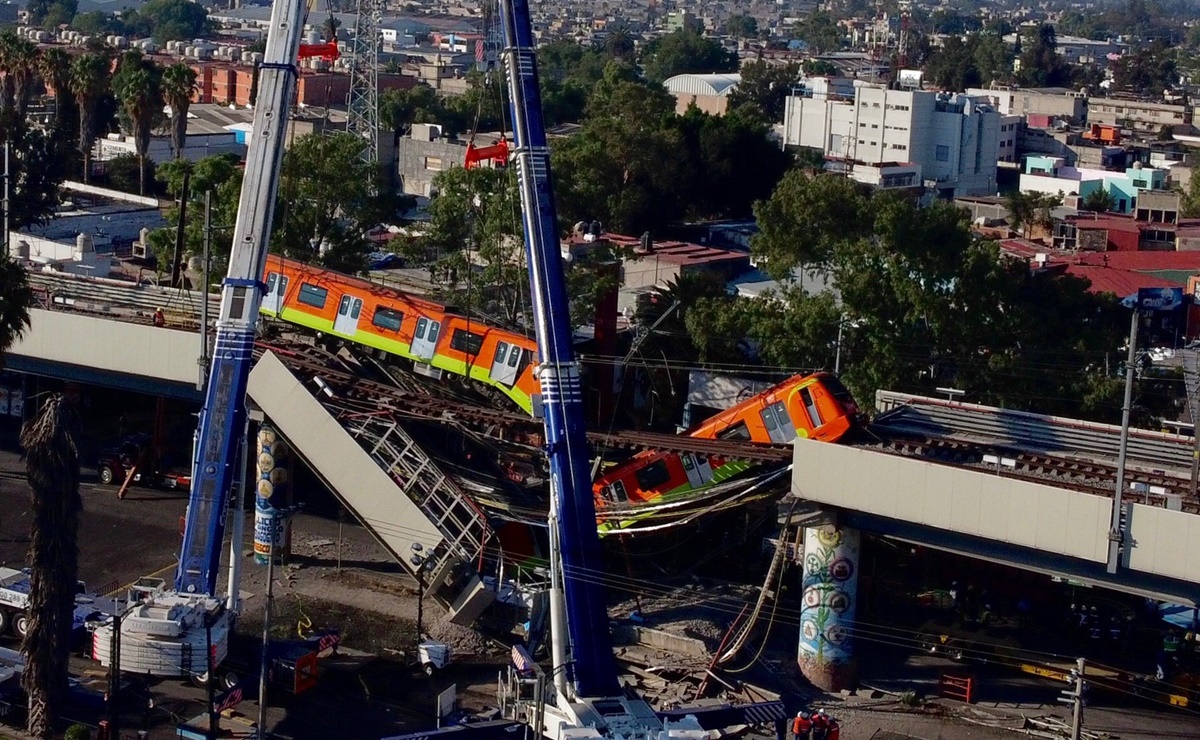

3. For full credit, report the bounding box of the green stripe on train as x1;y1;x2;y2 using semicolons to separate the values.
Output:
263;306;534;414
597;459;763;535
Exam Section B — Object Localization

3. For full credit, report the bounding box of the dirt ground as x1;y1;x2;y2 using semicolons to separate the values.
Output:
2;445;1200;739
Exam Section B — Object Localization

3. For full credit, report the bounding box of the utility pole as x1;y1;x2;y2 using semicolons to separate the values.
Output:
170;169;191;288
198;190;212;391
1109;309;1140;574
1058;657;1086;740
2;139;10;257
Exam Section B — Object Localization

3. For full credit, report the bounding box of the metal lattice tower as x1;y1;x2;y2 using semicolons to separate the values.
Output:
347;0;380;163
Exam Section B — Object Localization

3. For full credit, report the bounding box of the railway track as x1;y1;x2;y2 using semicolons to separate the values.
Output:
256;342;794;463
867;430;1200;514
876;389;1196;474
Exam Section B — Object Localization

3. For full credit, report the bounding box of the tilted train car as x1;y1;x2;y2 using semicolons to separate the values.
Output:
260;255;541;414
592;373;860;522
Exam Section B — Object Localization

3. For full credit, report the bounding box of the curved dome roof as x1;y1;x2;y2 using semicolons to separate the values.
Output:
663;73;742;97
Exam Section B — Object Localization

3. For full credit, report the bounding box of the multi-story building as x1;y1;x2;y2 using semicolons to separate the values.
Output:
1088;98;1191;134
1020;156;1168;214
782;81;1001;197
967;87;1087;125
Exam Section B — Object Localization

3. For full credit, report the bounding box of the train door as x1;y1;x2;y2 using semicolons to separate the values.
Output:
603;480;629;504
333;294;363;336
490;341;521;386
760;401;797;443
412;316;441;360
264;272;289;314
680;453;713;488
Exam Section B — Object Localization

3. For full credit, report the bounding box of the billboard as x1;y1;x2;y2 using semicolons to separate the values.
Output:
1136;287;1184;312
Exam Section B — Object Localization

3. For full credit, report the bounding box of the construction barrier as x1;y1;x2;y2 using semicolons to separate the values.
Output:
938;673;975;703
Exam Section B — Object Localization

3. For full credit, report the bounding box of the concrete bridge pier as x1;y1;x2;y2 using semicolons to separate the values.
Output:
798;523;860;692
254;424;291;564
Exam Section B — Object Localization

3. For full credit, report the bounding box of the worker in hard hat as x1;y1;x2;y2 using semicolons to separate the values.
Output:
153;307;165;327
811;710;829;740
791;711;812;740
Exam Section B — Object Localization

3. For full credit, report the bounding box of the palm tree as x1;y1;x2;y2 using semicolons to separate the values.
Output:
37;47;73;126
69;52;111;184
19;394;83;740
605;25;635;60
323;14;341;42
0;35;40;117
0;256;33;349
114;52;163;195
161;63;197;160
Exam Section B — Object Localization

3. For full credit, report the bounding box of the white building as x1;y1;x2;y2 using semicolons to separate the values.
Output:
782;82;1001;197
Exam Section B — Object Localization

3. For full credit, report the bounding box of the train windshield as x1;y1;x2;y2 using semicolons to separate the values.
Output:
821;375;856;407
634;460;672;491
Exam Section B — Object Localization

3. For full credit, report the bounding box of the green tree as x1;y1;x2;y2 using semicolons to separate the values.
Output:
1081;188;1117;213
924;35;982;91
112;51;164;195
671;106;792;220
68;51;111;184
802;59;839;76
274;132;400;272
793;11;843;54
26;0;77;26
37;47;74;129
973;33;1013;85
161;62;197;159
726;61;799;123
726;14;759;39
0;34;40;116
604;25;636;61
552;68;685;233
1112;42;1178;94
1179;166;1200;217
0;118;71;228
748;174;1126;417
1005;190;1060;238
751;170;873;279
419;166;527;324
128;0;213;43
639;28;738;83
1017;23;1072;88
150;154;242;279
19;395;82;740
380;82;455;134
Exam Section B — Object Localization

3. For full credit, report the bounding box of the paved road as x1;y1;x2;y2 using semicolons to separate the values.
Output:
0;447;188;593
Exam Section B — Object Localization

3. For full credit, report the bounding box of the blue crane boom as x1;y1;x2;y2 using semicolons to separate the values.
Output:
175;0;307;595
497;0;619;699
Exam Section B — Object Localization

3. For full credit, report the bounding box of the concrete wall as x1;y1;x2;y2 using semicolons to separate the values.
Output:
1127;503;1200;582
9;309;199;387
791;439;1114;565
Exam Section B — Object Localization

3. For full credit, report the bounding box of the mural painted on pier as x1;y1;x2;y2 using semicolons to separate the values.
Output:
254;425;290;564
798;525;860;663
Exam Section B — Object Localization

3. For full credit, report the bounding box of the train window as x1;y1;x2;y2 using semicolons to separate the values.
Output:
508;346;522;367
450;329;484;355
415;317;428;339
608;480;628;503
717;422;751;441
266;273;278;291
372;307;404;332
822;375;853;402
297;283;328;309
428;321;440;342
634;460;672;491
338;295;350;315
494;343;508;365
350;299;361;319
800;387;823;428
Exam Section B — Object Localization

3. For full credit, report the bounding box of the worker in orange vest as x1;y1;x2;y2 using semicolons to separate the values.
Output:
826;716;840;740
791;711;812;740
810;710;829;740
153;307;165;327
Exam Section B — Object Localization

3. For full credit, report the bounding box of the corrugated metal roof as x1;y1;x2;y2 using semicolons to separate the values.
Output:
663;73;742;97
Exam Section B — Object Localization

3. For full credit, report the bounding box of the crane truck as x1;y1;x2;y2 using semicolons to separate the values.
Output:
91;0;306;679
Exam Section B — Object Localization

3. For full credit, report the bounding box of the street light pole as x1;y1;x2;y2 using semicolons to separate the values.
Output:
410;542;428;651
835;321;844;375
1109;308;1140;574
